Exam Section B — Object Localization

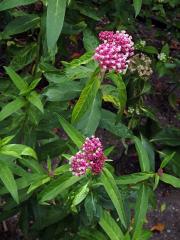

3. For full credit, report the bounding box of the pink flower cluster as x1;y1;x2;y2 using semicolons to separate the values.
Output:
94;30;134;73
70;136;106;176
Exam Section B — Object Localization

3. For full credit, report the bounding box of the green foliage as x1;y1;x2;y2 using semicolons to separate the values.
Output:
46;0;67;53
133;136;151;172
0;162;19;203
2;15;40;39
99;210;124;240
0;0;37;11
100;167;127;228
72;70;101;123
132;184;149;240
133;0;142;17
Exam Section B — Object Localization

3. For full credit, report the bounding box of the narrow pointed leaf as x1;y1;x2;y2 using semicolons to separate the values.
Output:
76;94;101;136
27;176;51;194
39;175;82;203
27;91;44;113
4;67;28;91
133;0;142;17
0;144;37;160
72;73;100;123
0;136;15;147
160;174;180;188
79;228;108;240
132;184;149;240
100;167;127;228
47;0;67;51
0;98;26;122
0;162;19;203
72;182;89;207
0;0;37;11
160;152;175;168
57;114;85;148
2;15;40;39
107;72;127;114
133;136;150;172
99;210;125;240
116;173;154;185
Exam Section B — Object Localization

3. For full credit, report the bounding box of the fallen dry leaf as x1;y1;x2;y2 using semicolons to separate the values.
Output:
151;223;165;233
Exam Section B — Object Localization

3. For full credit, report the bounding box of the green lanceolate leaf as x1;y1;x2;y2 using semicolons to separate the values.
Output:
160;152;176;169
0;136;14;147
0;173;43;195
107;72;127;114
161;43;170;56
27;91;44;113
0;0;37;11
47;0;67;52
57;114;85;148
99;210;124;240
0;144;37;159
45;81;83;101
0;162;19;203
39;174;82;203
79;228;108;240
101;84;120;108
2;15;40;39
100;110;132;139
4;67;28;92
10;44;37;71
27;176;51;194
132;184;149;240
72;182;89;207
104;146;114;157
133;136;150;172
66;51;93;68
133;0;142;17
153;174;160;191
0;98;26;122
100;167;127;228
116;173;154;185
143;46;158;54
160;174;180;188
140;135;155;171
83;28;99;51
85;191;104;223
18;158;44;174
76;93;101;136
151;128;180;146
54;164;70;175
72;72;101;123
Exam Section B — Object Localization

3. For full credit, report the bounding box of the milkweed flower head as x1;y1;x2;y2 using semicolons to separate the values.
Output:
70;136;106;176
94;30;134;73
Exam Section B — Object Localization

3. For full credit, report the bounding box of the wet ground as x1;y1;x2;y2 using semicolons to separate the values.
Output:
148;184;180;240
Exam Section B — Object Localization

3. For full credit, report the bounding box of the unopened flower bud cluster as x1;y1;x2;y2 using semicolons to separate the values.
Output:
157;53;167;62
70;136;106;176
129;53;153;80
127;106;141;115
94;30;134;73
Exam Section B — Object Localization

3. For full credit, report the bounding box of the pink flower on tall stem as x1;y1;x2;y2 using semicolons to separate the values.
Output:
70;136;106;176
94;30;134;73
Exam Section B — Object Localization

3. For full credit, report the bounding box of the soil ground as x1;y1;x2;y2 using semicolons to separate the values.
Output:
148;184;180;240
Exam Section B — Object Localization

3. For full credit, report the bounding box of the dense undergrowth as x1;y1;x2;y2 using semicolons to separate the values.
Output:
0;0;179;239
